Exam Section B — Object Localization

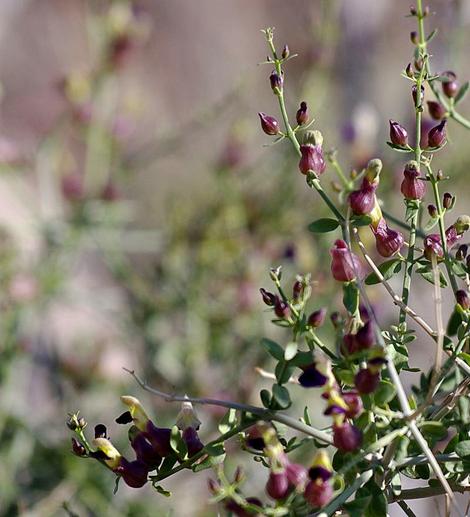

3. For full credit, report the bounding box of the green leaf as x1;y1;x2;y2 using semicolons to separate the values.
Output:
308;218;340;233
170;425;187;458
447;309;463;336
419;421;447;440
365;259;402;285
343;496;373;517
426;28;438;42
303;406;311;425
373;380;396;406
218;408;238;434
205;442;225;457
284;341;298;361
260;389;271;408
158;455;178;474
351;215;373;227
458;352;470;366
154;485;171;497
290;350;313;366
416;265;448;287
271;383;291;409
424;217;439;232
261;338;284;361
455;81;470;105
343;282;359;314
455;440;470;458
275;361;295;384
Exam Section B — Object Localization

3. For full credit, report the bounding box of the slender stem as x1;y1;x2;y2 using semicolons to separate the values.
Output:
390;483;470;502
382;209;426;239
425;162;459;295
125;368;334;445
307;175;345;223
151;420;253;482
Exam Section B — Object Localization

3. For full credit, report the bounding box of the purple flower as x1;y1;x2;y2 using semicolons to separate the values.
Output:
266;471;290;500
373;218;404;257
427;101;446;120
389;120;408;146
129;426;162;469
298;131;326;175
342;391;364;419
330;240;365;282
304;479;333;508
456;290;470;310
401;161;426;200
298;362;328;388
144;421;172;457
296;101;309;126
285;462;308;490
333;422;363;452
348;179;377;215
442;71;458;98
258;112;280;135
354;368;380;394
308;308;327;328
427;120;447;148
115;458;149;488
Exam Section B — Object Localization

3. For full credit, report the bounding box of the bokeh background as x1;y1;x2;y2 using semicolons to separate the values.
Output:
0;0;469;515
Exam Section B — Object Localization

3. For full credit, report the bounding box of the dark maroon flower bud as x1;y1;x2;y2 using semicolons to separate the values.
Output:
298;131;326;175
348;179;377;215
266;471;290;500
109;35;134;69
373;219;404;258
101;182;120;202
296;101;309;126
308;308;327;328
94;424;108;439
436;169;444;181
401;160;426;200
183;426;204;456
281;44;290;59
304;480;333;508
423;5;430;16
354;369;380;394
427;101;446;120
225;498;261;517
342;391;364;419
245;426;266;451
260;288;276;306
456;290;470;310
410;6;417;16
208;478;221;495
299;362;329;388
456;244;468;261
427;120;447;148
330;239;365;282
333;422;363;452
292;280;304;301
71;437;87;456
443;192;453;210
115;458;149;488
144;421;172;457
412;84;424;106
129;427;161;469
274;297;290;319
258;112;280;136
269;70;283;92
414;58;423;71
428;204;438;218
355;321;376;350
424;234;444;260
286;462;308;489
405;63;414;78
410;31;418;44
330;312;342;328
389;120;408;147
62;173;84;202
442;71;458;98
342;333;358;355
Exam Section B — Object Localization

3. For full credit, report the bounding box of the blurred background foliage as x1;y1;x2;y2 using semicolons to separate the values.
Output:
0;0;469;515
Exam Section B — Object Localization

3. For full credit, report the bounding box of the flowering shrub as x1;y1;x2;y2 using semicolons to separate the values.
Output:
67;2;470;515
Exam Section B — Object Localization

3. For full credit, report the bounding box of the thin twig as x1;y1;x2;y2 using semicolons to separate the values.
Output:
125;368;333;445
255;367;299;384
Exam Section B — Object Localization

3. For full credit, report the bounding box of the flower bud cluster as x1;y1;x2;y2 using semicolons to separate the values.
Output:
69;396;204;489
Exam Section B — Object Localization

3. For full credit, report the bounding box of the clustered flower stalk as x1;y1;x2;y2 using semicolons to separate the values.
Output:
68;3;470;515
